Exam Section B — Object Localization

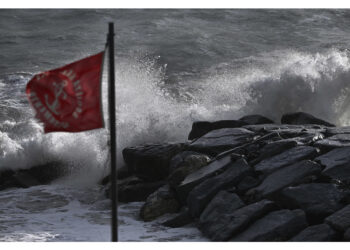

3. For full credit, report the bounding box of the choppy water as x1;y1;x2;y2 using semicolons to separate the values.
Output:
1;9;350;241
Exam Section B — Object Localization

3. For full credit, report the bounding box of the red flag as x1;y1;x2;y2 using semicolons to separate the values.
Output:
26;52;105;133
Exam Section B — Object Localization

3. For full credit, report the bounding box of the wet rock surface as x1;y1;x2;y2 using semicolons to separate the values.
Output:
187;158;251;217
187;127;255;156
140;185;180;221
278;183;346;222
289;224;339;241
325;204;350;232
254;146;319;174
231;209;308;241
107;112;350;241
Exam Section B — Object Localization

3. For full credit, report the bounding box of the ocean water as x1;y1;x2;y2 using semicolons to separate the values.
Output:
1;9;350;241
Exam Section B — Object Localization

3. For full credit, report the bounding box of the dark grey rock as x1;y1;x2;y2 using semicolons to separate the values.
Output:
168;154;210;188
325;204;350;232
238;115;274;125
237;176;261;193
254;146;319;174
187;158;251;217
290;224;339;242
176;154;234;203
344;228;350;241
200;198;276;241
254;140;298;163
314;134;350;150
122;143;184;181
140;185;180;221
188;120;247;140
248;160;322;199
279;183;346;222
188;127;255;156
281;112;335;127
231;209;307;241
162;207;193;228
315;147;350;182
326;126;350;136
111;176;165;202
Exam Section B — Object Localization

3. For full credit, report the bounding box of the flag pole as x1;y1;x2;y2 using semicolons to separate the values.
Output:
108;22;118;242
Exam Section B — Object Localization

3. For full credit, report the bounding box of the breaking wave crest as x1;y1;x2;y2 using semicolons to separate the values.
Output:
1;48;350;185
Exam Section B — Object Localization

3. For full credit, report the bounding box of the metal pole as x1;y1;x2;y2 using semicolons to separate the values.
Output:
108;22;118;242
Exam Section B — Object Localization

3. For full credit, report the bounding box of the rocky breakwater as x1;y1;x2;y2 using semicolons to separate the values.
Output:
108;112;350;241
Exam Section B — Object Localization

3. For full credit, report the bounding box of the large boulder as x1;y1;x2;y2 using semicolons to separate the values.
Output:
168;153;210;188
325;204;350;232
281;112;335;127
107;176;165;202
176;154;234;203
162;207;193;228
230;209;307;241
279;183;347;222
254;146;319;175
199;198;276;241
289;224;339;242
238;115;274;125
122;143;185;181
188;120;247;140
187;128;255;156
247;160;322;200
140;185;180;221
315;147;350;182
252;139;298;164
187;158;251;217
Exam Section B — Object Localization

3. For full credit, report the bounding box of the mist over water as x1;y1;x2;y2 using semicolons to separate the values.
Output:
2;9;350;185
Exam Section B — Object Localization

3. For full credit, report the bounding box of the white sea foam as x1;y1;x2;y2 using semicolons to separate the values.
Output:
2;48;350;186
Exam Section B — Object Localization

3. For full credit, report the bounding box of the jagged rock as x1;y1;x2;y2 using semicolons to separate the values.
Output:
254;146;319;174
253;139;298;164
162;207;193;228
237;175;261;193
188;128;255;156
200;198;276;241
188;120;247;140
140;185;180;221
238;115;274;125
279;183;346;222
289;224;339;242
247;160;322;200
281;112;335;127
187;158;251;217
122;143;184;181
168;154;210;188
108;176;165;202
325;204;350;232
231;209;307;241
344;228;350;241
314;134;350;150
315;147;350;182
176;154;234;203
